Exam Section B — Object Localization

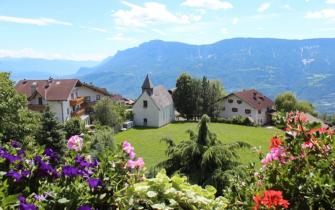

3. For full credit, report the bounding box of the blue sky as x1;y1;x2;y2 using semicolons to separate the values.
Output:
0;0;335;61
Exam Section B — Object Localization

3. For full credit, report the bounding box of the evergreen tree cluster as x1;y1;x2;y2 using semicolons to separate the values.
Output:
173;73;225;120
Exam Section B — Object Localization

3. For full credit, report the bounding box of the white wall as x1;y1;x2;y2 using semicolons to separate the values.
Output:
133;92;160;127
219;95;270;125
77;86;106;102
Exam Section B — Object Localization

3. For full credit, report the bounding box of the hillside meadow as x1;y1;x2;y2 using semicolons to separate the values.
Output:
114;122;284;168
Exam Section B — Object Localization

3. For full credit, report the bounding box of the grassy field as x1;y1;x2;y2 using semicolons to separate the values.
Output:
114;122;283;168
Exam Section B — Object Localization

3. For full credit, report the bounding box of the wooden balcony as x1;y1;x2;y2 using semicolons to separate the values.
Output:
71;108;86;117
70;97;84;106
28;104;45;112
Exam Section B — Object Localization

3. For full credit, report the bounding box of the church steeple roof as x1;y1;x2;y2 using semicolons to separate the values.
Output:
141;74;153;90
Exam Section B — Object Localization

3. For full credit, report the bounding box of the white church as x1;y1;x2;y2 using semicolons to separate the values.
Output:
133;75;175;127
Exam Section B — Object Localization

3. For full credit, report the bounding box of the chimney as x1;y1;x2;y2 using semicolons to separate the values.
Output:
48;76;53;83
31;82;37;93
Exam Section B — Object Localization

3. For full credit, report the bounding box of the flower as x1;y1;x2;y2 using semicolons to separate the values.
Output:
261;147;286;166
269;136;282;149
1;151;21;163
253;190;289;210
302;141;313;149
77;206;91;210
87;178;103;189
34;156;59;178
34;194;46;201
43;148;59;163
67;135;84;151
11;140;21;148
127;157;145;169
6;169;30;182
18;195;37;210
122;141;136;159
62;165;81;177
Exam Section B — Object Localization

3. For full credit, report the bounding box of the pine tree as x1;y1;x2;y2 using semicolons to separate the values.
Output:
36;106;65;153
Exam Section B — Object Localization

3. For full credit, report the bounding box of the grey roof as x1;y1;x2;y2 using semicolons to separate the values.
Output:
304;113;328;128
141;74;154;90
151;85;173;109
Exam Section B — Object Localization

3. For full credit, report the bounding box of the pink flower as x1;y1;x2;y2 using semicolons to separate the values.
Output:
302;141;313;149
122;141;136;159
261;147;286;166
126;157;145;169
67;135;83;151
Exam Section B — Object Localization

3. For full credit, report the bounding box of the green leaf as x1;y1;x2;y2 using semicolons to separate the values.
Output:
58;198;69;204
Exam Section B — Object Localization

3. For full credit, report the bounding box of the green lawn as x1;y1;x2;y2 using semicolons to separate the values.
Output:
114;122;283;168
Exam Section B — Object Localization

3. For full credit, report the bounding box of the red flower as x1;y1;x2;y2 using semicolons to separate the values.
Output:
253;190;289;210
269;136;282;149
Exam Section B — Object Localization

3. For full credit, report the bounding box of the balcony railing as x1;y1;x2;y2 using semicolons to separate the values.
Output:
70;97;84;106
71;108;86;117
28;104;45;112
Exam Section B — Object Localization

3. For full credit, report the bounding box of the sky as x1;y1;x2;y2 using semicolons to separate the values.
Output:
0;0;335;61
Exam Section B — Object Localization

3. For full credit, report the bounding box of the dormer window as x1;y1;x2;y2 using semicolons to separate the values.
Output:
237;100;242;104
143;100;148;108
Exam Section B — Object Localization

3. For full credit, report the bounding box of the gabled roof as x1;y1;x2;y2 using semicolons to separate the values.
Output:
151;85;173;109
226;89;274;110
15;79;80;101
141;74;154;90
81;82;110;96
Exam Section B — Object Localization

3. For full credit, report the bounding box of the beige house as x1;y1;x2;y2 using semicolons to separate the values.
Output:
133;75;175;127
15;78;110;124
219;89;274;125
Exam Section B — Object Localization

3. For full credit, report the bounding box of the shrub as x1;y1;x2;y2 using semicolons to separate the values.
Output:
64;117;86;139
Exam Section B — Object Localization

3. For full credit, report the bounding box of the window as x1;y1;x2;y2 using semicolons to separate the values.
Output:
228;99;233;103
245;109;251;114
71;93;74;100
143;100;148;108
258;110;262;114
75;92;78;98
237;100;242;104
143;118;148;126
232;108;238;112
85;96;91;102
96;95;100;101
38;97;43;105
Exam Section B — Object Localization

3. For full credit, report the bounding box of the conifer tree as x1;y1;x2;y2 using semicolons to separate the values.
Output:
36;106;65;153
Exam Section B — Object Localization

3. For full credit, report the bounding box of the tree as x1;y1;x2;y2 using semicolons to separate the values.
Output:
275;92;317;116
275;92;297;112
88;127;115;157
208;80;225;118
154;115;250;195
94;98;124;127
173;73;198;120
36;106;65;153
0;72;40;143
64;117;86;139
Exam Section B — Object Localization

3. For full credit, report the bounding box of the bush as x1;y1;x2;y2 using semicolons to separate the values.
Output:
212;116;254;126
64;117;86;139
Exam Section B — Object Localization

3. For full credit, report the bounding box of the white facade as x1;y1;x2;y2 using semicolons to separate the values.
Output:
133;91;175;128
219;95;271;125
77;86;104;102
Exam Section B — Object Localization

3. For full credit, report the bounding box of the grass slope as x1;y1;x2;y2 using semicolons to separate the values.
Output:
114;122;283;168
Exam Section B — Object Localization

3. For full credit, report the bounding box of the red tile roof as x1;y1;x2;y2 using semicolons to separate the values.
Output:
227;89;274;110
15;79;79;101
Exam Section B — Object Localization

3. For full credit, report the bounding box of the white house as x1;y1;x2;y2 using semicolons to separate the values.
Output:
219;89;274;125
133;75;175;127
15;78;110;124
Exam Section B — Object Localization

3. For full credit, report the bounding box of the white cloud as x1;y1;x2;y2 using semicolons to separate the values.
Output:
326;0;335;4
221;27;229;34
106;33;133;42
0;48;104;61
283;4;292;10
258;3;271;13
0;16;72;26
113;1;202;27
82;27;107;33
151;29;166;35
305;9;335;20
181;0;233;10
232;17;238;25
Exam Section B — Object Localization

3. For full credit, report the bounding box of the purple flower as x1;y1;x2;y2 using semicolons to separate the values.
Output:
6;170;22;182
87;178;103;189
2;152;21;163
77;206;91;210
34;156;59;178
62;165;81;177
11;140;21;148
34;194;46;201
18;149;25;156
18;195;37;210
43;148;59;162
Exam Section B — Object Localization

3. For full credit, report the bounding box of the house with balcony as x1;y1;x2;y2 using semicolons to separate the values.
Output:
15;78;110;124
219;89;274;125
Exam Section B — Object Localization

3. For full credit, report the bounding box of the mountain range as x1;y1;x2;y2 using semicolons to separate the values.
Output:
76;38;335;113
